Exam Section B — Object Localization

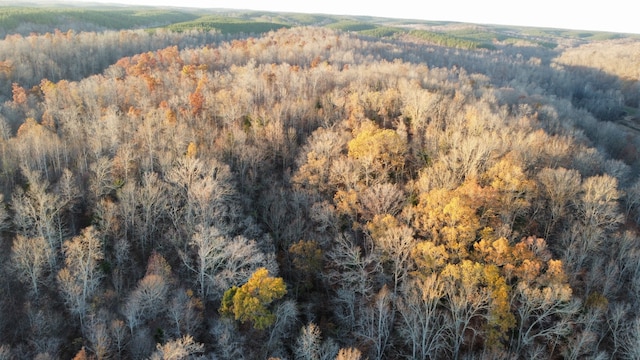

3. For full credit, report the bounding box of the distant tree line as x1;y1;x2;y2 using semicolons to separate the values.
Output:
0;7;199;38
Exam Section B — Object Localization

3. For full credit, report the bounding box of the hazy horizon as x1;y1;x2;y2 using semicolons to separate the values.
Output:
16;0;634;34
2;0;639;34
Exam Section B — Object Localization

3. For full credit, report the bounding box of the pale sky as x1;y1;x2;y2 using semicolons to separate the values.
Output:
78;0;640;34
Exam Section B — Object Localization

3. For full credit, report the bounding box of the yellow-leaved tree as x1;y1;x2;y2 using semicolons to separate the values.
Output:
410;187;481;261
220;267;287;330
347;120;406;185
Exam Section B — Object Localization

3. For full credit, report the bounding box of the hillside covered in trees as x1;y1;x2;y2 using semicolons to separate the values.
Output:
1;4;640;359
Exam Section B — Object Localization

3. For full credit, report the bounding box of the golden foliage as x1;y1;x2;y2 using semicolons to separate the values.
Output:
482;156;536;228
366;214;400;242
347;120;407;184
220;267;287;330
411;240;449;274
185;141;198;159
411;188;481;260
483;264;516;346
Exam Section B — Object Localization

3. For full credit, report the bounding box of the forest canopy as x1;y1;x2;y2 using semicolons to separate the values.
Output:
1;4;640;360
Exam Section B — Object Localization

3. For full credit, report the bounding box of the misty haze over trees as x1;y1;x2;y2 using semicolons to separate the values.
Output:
1;4;640;359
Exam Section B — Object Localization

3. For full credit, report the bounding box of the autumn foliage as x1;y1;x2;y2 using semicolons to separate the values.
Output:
0;16;639;360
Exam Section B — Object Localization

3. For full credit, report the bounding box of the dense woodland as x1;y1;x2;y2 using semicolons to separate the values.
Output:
2;5;640;360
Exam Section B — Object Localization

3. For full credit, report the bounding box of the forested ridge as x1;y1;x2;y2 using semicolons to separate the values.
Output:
1;6;640;360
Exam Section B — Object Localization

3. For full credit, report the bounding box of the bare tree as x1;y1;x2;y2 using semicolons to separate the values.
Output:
562;174;624;276
88;156;115;202
84;311;111;360
181;225;266;301
562;306;607;360
138;171;169;254
148;335;204;360
579;174;623;234
11;235;53;298
12;166;68;254
293;127;350;195
440;132;495;184
110;319;129;359
367;214;414;295
123;270;169;335
358;183;405;221
537;167;582;237
266;299;299;353
622;317;640;360
128;326;155;359
623;178;640;222
0;194;10;233
397;275;447;360
357;286;393;360
166;157;238;238
209;318;245;359
116;180;138;245
24;302;64;358
57;226;104;327
166;288;203;338
295;322;337;360
325;233;380;298
512;281;580;356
